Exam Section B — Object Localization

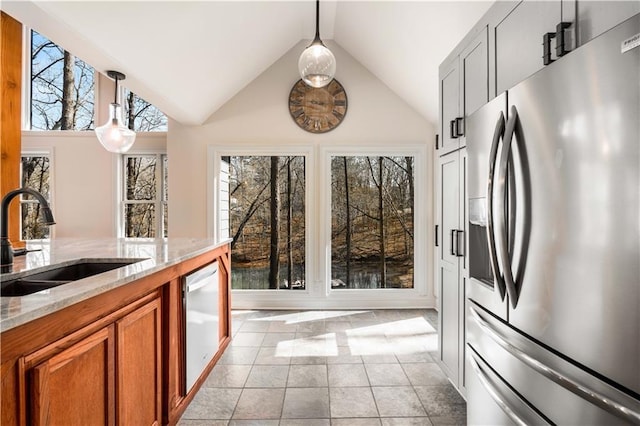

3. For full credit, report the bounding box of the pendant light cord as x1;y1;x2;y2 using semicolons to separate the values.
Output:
113;74;119;104
314;0;321;43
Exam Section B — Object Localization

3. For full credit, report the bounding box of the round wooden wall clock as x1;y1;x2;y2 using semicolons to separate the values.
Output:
288;79;348;133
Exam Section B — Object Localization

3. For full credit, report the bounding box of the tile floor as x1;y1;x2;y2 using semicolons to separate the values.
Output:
179;309;466;426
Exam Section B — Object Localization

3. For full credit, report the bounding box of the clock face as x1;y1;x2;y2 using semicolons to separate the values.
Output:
288;79;347;133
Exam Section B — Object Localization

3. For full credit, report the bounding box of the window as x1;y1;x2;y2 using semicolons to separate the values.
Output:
30;30;94;130
123;154;168;238
122;88;168;132
229;156;306;290
331;156;415;289
20;155;51;240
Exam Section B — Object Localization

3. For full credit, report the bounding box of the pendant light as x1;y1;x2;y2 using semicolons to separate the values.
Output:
298;0;336;88
95;70;136;153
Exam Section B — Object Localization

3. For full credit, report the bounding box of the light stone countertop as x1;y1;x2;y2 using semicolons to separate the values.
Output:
1;238;231;332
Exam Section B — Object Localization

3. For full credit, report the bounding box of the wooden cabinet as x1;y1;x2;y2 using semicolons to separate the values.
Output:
21;295;161;425
0;242;232;426
436;149;467;395
116;298;162;426
28;326;116;426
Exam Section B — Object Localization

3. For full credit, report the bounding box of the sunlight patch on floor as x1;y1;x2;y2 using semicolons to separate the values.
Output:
265;314;438;358
249;310;370;324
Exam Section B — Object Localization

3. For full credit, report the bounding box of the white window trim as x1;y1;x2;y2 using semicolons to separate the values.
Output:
209;143;434;310
208;145;315;303
319;145;430;303
20;147;55;240
120;152;167;238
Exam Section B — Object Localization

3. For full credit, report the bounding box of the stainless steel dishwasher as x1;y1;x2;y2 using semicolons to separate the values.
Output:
183;261;219;392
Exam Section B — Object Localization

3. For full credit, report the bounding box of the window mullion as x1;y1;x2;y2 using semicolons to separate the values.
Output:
155;153;162;237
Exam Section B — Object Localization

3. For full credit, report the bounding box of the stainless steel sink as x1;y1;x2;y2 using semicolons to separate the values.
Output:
1;259;144;297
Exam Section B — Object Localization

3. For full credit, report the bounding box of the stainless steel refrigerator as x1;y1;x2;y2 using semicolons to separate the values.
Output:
465;13;640;425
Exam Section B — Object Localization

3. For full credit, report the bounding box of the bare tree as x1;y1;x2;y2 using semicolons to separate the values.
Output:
60;51;75;129
343;156;352;287
286;157;293;289
376;157;387;287
269;156;281;289
125;157;157;237
30;31;94;130
125;89;167;131
21;157;51;239
331;155;414;289
229;156;306;290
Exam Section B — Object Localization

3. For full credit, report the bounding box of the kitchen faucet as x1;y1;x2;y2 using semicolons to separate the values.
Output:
1;188;55;270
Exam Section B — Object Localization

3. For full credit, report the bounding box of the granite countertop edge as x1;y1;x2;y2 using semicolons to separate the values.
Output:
1;238;232;333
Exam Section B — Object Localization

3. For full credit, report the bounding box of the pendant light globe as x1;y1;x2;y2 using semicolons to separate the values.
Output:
298;41;336;88
95;71;136;153
95;103;136;153
298;0;335;88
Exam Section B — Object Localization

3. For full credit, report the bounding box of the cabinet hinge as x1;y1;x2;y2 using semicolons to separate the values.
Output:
435;225;439;247
435;134;439;150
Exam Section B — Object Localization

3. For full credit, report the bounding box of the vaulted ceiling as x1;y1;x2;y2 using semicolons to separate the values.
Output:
2;1;493;126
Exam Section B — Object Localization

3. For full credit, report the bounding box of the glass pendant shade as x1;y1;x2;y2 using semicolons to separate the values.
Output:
95;103;136;153
298;0;336;88
298;41;336;88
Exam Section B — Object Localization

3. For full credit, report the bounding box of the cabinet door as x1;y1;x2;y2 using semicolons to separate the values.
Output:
457;148;468;395
438;151;460;383
461;27;489;120
571;0;640;46
30;327;115;426
439;59;461;155
116;298;162;426
494;0;562;95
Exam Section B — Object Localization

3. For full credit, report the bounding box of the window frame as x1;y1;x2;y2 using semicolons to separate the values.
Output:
209;145;314;299
328;154;417;291
320;145;429;300
22;26;168;135
120;152;168;238
26;29;97;132
20;148;55;240
210;143;430;308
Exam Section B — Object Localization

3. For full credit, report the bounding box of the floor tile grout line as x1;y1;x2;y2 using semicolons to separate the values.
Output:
182;309;459;425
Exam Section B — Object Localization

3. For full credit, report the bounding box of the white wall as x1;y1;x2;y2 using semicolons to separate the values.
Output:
168;40;434;237
168;41;437;309
22;132;166;238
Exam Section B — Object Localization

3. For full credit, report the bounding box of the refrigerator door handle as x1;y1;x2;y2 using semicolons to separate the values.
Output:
469;305;640;424
487;112;507;300
469;351;532;426
496;106;519;309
